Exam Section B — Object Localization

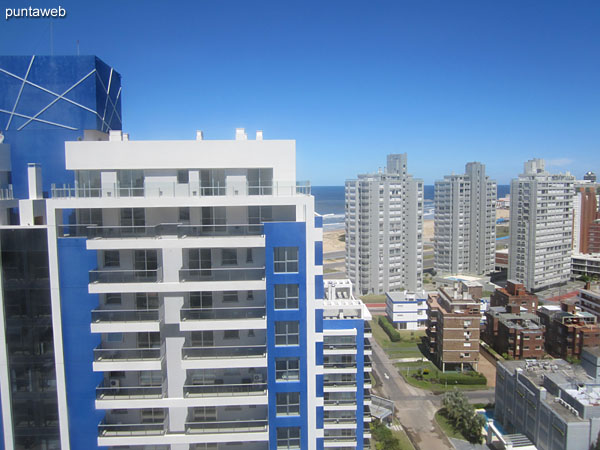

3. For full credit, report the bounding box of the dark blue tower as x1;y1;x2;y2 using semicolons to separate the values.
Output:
0;55;122;198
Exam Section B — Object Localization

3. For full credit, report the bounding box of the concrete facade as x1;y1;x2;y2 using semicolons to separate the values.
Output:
434;162;497;276
508;159;575;292
345;154;423;295
385;290;428;330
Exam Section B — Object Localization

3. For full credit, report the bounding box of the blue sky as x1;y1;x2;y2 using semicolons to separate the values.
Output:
2;1;599;185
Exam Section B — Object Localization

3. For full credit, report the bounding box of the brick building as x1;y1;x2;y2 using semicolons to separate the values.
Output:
426;285;480;372
490;280;538;314
538;301;600;359
483;304;545;359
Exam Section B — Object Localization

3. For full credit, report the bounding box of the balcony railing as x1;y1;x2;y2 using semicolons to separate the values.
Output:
94;347;162;362
324;398;356;406
98;421;165;436
179;267;264;282
52;181;310;199
92;309;159;323
181;307;266;321
183;383;267;397
185;420;268;434
96;384;163;399
90;269;161;284
182;345;266;359
178;224;264;238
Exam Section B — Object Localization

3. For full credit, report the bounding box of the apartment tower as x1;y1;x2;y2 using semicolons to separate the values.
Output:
434;162;496;275
345;154;423;295
508;159;575;292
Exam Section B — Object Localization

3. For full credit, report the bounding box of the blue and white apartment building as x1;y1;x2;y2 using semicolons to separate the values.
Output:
0;56;370;450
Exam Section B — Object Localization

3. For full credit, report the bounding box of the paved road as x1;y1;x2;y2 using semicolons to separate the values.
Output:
324;251;345;260
370;338;494;449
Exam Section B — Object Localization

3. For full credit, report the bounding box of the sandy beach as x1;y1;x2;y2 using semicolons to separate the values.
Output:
323;208;510;254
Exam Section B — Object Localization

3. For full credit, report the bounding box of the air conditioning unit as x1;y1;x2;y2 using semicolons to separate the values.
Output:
109;379;120;388
253;374;263;383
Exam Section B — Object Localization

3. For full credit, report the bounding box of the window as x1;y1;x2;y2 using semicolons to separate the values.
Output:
276;358;300;381
277;427;300;449
222;249;237;265
177;170;189;184
106;333;123;343
134;250;158;271
190;292;212;308
104;251;120;267
274;284;299;309
120;208;145;227
179;207;190;222
223;291;238;303
136;293;159;310
275;321;299;346
223;330;239;340
274;247;298;273
276;392;300;416
246;248;253;263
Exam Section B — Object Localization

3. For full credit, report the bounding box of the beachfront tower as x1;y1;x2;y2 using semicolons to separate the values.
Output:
508;158;575;292
434;162;497;276
345;154;424;295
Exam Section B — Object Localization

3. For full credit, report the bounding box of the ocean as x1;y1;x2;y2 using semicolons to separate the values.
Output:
313;185;510;231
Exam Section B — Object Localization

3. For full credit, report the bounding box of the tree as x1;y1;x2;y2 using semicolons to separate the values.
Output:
442;390;486;444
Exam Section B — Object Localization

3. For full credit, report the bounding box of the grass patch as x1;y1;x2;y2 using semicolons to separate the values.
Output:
435;408;467;440
424;253;434;260
396;361;488;393
391;423;415;450
361;294;387;303
496;226;509;238
323;268;341;274
370;419;415;450
369;320;427;359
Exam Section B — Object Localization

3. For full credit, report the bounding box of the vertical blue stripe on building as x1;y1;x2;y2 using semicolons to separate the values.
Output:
57;238;105;450
315;309;323;333
264;222;308;449
314;216;323;228
315;241;323;266
315;275;324;300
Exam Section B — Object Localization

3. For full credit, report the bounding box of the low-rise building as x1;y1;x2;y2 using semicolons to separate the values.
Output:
572;253;600;279
385;290;428;330
577;285;600;318
491;280;538;314
495;248;509;271
495;350;600;450
426;285;480;371
538;301;600;359
483;305;545;359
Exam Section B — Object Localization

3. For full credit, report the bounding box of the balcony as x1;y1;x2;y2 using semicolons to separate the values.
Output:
98;421;165;437
96;383;163;400
181;307;266;321
94;347;162;362
91;309;160;333
89;269;161;284
185;420;268;435
183;383;267;398
182;345;267;360
179;267;264;282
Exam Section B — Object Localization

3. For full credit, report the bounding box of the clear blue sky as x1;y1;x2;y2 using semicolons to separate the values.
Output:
2;1;599;185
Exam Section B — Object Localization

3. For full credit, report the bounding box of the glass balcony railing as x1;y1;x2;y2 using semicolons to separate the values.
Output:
182;345;267;360
181;307;265;321
179;267;264;282
324;398;356;406
58;223;265;239
94;347;162;362
185;420;268;434
52;181;310;199
178;224;264;238
92;309;159;323
98;421;165;436
183;383;267;397
89;269;161;284
96;384;163;399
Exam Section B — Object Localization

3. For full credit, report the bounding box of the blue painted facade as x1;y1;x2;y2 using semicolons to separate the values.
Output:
57;237;105;450
0;55;122;198
265;222;309;449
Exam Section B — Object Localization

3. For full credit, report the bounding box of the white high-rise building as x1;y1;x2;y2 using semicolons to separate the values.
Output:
508;158;575;292
0;127;372;449
434;162;497;275
345;154;423;295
